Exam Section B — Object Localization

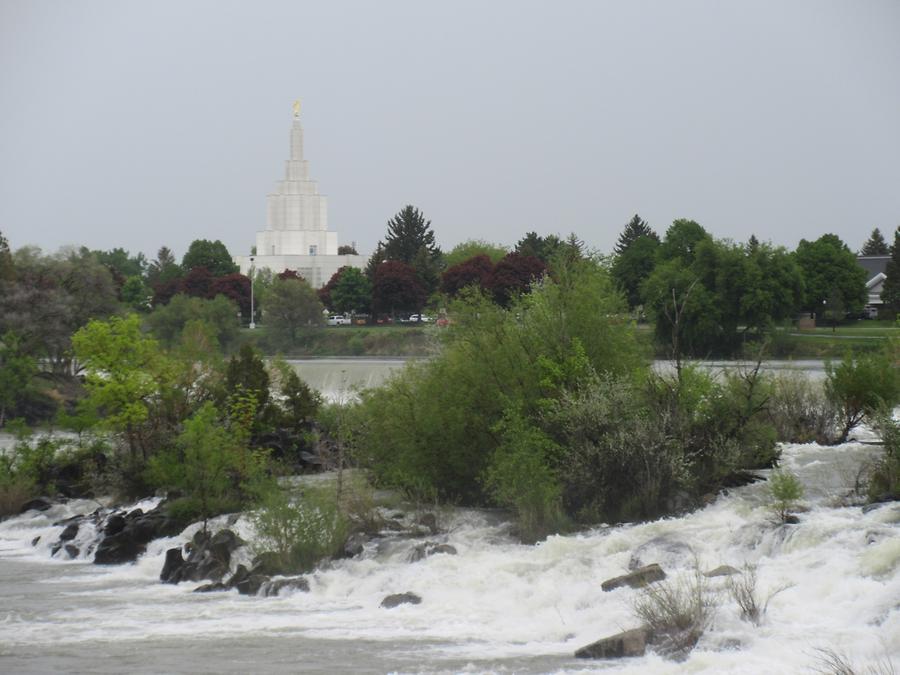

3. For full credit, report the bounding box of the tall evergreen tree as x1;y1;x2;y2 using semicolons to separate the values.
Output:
881;228;900;315
0;230;14;281
860;227;889;256
614;214;658;256
382;205;440;264
147;246;182;287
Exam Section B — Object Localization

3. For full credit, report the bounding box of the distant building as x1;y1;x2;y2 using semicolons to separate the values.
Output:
857;255;889;318
234;103;367;288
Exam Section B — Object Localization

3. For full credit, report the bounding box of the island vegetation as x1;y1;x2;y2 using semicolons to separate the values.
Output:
0;212;898;567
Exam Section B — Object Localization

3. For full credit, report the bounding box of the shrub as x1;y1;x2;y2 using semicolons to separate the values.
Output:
726;563;791;625
251;484;348;574
869;413;900;500
482;409;566;542
632;566;716;660
768;470;804;523
826;351;900;444
768;371;839;444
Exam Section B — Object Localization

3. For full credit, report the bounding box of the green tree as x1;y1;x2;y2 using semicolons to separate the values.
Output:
860;228;889;256
337;244;358;255
330;267;372;316
658;219;710;264
0;230;14;281
146;246;183;287
515;232;564;263
182;239;238;276
612;234;659;309
0;332;37;427
881;228;900;315
92;247;147;279
72;315;169;460
794;234;866;315
444;240;508;268
121;275;150;311
264;276;324;348
145;294;240;350
382;205;441;265
614;214;658;255
146;402;244;529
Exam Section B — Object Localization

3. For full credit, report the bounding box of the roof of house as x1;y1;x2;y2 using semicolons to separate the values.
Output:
858;255;889;280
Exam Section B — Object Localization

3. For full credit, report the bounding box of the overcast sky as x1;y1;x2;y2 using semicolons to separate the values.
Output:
1;0;899;262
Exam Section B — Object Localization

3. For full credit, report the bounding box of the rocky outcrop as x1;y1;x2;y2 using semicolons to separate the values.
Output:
408;541;457;563
575;628;648;659
160;529;243;583
261;576;310;597
601;564;666;592
94;503;184;565
380;592;422;608
19;497;53;513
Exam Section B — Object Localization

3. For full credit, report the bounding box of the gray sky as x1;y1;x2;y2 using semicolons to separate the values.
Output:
2;0;899;262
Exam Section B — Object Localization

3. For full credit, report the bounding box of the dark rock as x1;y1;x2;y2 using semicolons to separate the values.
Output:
235;574;268;596
703;565;741;578
64;544;79;558
125;508;144;520
390;512;406;520
629;536;693;571
381;519;405;532
31;536;41;546
59;523;79;541
227;564;250;588
601;564;666;592
51;543;62;556
208;529;242;562
93;534;146;565
380;592;422;608
575;628;648;659
160;547;186;584
340;532;368;559
262;576;310;597
19;497;53;513
408;541;458;563
194;582;229;593
53;514;84;527
783;515;800;525
104;514;127;536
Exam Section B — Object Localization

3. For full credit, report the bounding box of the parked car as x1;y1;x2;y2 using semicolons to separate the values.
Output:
408;314;432;323
327;315;349;326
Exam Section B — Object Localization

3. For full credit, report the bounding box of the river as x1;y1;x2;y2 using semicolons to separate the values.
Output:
1;429;898;673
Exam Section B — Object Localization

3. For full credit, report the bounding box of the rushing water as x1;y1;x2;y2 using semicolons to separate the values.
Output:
1;429;898;674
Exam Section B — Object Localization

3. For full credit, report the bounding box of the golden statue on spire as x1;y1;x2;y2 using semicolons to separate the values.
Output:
292;100;301;118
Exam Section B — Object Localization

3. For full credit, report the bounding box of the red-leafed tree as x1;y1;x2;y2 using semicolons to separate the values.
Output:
372;261;426;318
486;253;546;306
151;277;182;307
181;266;214;299
278;269;303;281
441;254;494;297
210;273;251;316
318;266;349;310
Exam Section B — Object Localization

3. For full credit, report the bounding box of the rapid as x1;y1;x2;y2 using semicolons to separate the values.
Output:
1;429;898;673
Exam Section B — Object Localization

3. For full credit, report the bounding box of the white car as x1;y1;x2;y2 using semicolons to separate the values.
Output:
327;315;349;326
408;314;432;323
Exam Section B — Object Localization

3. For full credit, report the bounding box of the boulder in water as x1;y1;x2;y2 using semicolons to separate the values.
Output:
380;592;421;608
59;523;79;541
94;503;185;566
64;544;79;558
408;541;457;563
575;628;648;659
703;565;740;578
601;564;666;592
19;497;53;513
340;532;368;559
262;577;310;597
235;574;268;596
160;547;186;583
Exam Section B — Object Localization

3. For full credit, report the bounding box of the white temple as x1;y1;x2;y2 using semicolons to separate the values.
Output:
234;102;367;288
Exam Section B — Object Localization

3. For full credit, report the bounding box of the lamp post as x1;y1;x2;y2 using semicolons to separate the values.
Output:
249;256;256;329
